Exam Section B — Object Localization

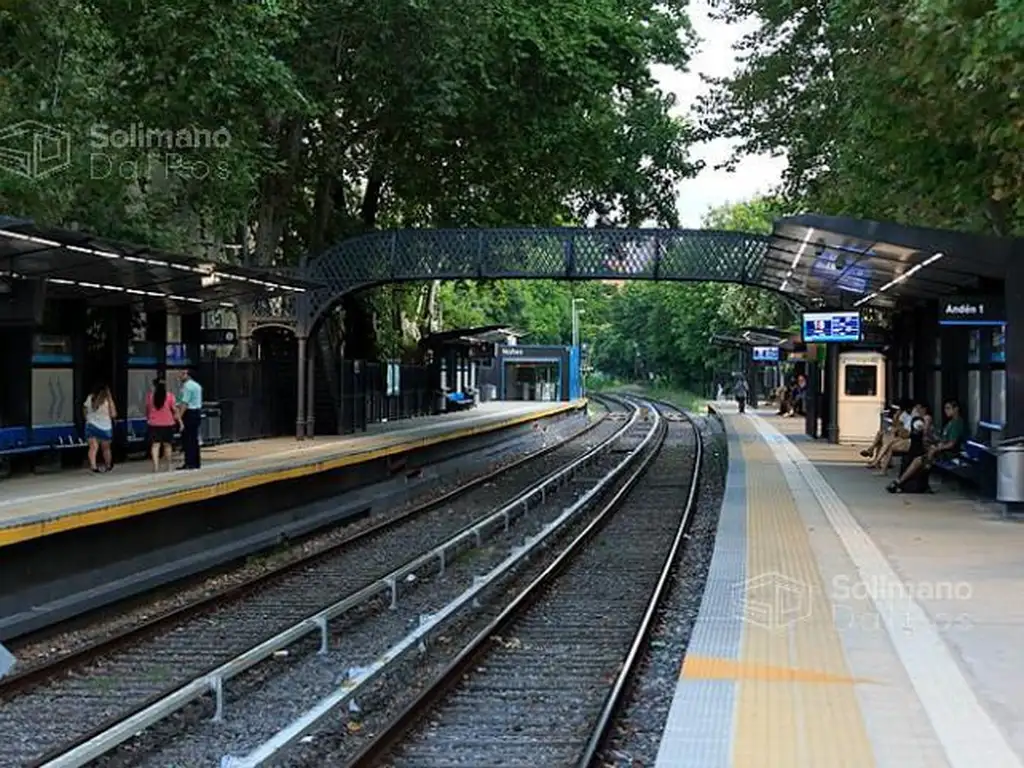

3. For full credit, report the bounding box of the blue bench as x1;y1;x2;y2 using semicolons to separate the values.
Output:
0;426;45;456
933;421;1002;497
0;424;83;478
0;418;152;478
445;391;476;412
121;418;150;447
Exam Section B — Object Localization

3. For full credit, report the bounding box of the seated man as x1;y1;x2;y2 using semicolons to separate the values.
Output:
887;400;965;494
861;400;913;465
790;374;808;417
776;382;792;416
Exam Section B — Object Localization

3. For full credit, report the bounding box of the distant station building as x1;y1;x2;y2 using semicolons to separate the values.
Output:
421;325;583;404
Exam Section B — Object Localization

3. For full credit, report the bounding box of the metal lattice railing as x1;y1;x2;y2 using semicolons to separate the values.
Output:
298;227;771;330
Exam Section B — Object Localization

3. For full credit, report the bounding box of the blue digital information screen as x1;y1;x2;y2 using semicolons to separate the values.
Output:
752;346;779;361
802;311;862;343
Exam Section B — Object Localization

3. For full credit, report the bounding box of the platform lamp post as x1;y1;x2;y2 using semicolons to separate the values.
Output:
572;298;585;399
571;298;585;349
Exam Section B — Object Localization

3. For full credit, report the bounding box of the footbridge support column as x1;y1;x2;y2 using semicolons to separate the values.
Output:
1003;242;1024;514
296;333;308;440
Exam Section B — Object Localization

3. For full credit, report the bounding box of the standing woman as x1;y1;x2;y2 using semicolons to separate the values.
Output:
146;378;180;472
84;383;116;473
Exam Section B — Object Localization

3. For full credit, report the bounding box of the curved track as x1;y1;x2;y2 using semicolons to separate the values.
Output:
346;400;702;768
0;396;638;768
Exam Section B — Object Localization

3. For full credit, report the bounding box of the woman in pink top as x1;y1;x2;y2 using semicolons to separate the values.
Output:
146;378;181;472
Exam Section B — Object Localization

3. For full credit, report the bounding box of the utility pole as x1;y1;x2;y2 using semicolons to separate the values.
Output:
571;298;585;398
571;297;585;349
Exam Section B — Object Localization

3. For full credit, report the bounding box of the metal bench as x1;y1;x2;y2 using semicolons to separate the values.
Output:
0;425;84;478
445;391;476;412
933;421;1002;497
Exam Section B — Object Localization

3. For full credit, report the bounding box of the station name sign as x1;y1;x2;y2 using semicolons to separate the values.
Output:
499;346;525;356
939;296;1005;326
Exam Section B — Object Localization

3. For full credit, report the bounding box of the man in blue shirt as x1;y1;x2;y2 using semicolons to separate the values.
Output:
176;369;204;469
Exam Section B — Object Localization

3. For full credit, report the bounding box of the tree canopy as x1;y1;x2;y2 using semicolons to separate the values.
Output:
700;0;1024;235
0;0;706;357
0;0;699;254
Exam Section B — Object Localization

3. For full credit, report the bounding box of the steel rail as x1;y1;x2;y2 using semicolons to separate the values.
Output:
36;397;641;768
220;397;663;768
342;397;674;768
576;398;704;766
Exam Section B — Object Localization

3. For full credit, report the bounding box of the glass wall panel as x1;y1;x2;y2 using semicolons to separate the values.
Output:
967;370;981;436
992;327;1006;363
991;370;1006;427
968;330;981;363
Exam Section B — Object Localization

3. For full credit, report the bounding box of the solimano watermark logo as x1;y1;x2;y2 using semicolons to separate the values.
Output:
0;120;71;179
0;120;232;180
732;571;974;633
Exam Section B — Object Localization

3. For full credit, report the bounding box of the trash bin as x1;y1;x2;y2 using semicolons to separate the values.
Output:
200;402;222;444
997;439;1024;503
482;384;497;402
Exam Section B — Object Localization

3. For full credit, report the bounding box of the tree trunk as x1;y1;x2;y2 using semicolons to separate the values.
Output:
340;161;388;361
254;118;305;267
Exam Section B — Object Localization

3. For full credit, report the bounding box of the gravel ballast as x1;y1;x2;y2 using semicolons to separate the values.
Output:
97;415;652;768
0;403;631;767
600;411;728;766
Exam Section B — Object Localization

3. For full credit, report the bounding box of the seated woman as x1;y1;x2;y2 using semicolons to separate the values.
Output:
868;402;921;475
861;399;913;465
887;400;965;494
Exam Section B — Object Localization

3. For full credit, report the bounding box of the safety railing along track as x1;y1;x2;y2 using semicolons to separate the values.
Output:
6;396;641;768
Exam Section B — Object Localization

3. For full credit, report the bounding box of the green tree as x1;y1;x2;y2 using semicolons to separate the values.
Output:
700;0;1024;234
702;197;796;331
0;0;702;360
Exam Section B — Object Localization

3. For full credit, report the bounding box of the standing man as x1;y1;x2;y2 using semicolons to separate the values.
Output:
176;369;204;470
734;374;749;414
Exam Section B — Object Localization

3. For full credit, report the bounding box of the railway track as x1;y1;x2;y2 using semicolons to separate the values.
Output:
342;400;702;768
0;396;643;768
3;395;617;678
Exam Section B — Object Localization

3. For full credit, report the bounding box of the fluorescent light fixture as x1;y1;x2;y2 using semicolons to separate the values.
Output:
779;227;816;293
853;251;944;307
0;229;306;295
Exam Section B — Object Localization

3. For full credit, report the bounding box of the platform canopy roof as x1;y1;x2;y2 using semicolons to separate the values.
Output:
0;216;316;311
709;332;753;349
766;214;1014;310
739;326;790;346
422;324;526;348
709;327;790;349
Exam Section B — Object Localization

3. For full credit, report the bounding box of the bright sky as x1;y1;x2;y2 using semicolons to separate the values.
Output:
653;0;787;227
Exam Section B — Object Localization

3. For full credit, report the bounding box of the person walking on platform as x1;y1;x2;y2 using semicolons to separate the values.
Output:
176;369;203;470
84;383;116;473
146;378;180;472
734;375;749;414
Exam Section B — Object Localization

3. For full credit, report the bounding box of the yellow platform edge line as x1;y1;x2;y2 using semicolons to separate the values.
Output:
0;400;586;548
681;654;876;685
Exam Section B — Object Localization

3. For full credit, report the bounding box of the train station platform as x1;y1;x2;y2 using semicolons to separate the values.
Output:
0;400;582;549
656;403;1024;768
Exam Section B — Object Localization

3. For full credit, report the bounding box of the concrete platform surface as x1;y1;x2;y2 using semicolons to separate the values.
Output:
655;403;1024;768
0;400;582;546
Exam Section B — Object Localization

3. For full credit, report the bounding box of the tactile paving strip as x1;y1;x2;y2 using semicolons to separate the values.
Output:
654;428;747;768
